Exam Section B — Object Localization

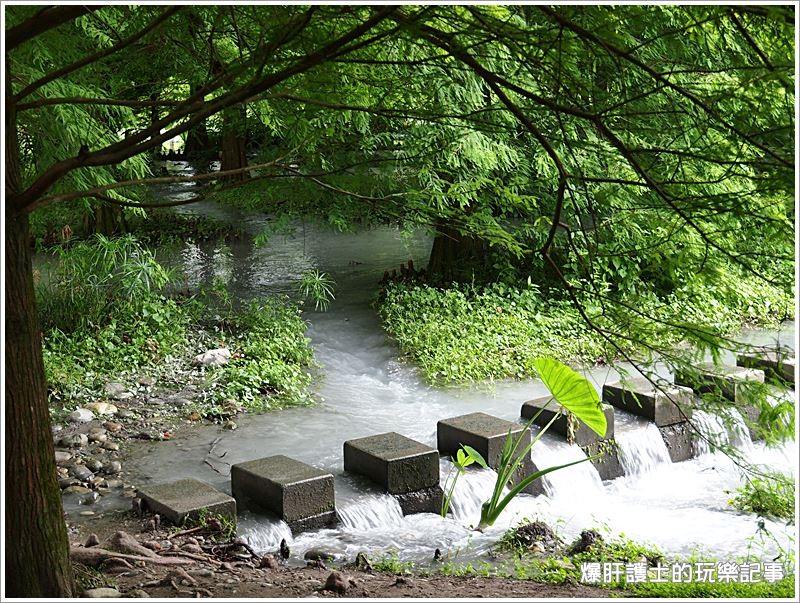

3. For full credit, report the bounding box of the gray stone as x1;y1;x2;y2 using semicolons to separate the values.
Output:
344;432;439;495
394;486;444;515
193;348;231;366
60;433;89;448
104;461;122;475
83;587;122;598
70;464;94;481
231;455;335;533
85;459;104;472
658;422;695;462
580;439;625;480
54;450;73;465
602;378;693;426
69;408;95;423
63;485;92;495
437;413;543;496
737;351;795;385
138;478;236;526
521;395;614;446
674;363;764;403
138;375;156;387
104;382;128;398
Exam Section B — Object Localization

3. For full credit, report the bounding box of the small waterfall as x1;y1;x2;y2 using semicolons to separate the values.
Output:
337;493;404;530
531;436;603;497
693;409;753;456
241;518;293;553
617;423;671;475
440;459;499;523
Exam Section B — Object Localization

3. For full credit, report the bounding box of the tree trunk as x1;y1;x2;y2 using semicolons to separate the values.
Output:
184;84;210;157
219;108;248;181
5;107;74;597
85;202;125;236
427;221;487;280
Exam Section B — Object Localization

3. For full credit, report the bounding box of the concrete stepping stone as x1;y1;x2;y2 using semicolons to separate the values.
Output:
674;362;765;402
231;455;336;534
343;432;442;515
521;397;622;480
437;412;544;495
602;378;693;426
138;478;236;526
737;351;795;386
658;422;695;463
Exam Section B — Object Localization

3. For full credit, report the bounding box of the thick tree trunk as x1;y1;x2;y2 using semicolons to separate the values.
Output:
219;108;248;181
5;108;74;597
184;85;210;157
427;221;487;280
85;202;125;236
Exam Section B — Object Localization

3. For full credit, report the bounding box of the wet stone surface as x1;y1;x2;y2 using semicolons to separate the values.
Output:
737;351;795;385
675;362;765;403
602;379;693;426
658;422;696;463
231;455;336;532
138;478;236;525
343;432;439;495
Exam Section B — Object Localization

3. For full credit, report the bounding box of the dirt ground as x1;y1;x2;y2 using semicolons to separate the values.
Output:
70;514;610;599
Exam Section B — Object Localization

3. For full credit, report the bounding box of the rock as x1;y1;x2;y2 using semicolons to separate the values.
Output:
304;548;337;562
83;587;122;598
568;529;603;555
188;412;202;422
102;442;120;451
69;408;95;423
54;450;73;465
80;491;101;505
105;479;123;488
70;465;94;481
193;348;231;367
188;568;214;578
79;510;96;517
323;571;348;595
85;459;103;472
60;433;89;448
104;421;123;432
103;461;122;475
259;555;279;570
116;409;134;419
168;396;192;407
63;485;92;495
223;420;237;431
52;424;64;433
84;402;118;416
182;543;203;554
129;589;150;598
508;521;561;552
84;533;100;547
88;430;108;443
138;376;156;387
104;382;128;398
59;477;79;489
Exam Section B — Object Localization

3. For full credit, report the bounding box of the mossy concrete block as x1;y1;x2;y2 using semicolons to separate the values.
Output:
603;378;693;426
737;352;794;386
138;478;236;526
343;432;439;495
231;455;336;532
658;422;695;463
437;412;543;496
394;486;444;515
675;362;764;403
522;395;614;446
580;439;625;480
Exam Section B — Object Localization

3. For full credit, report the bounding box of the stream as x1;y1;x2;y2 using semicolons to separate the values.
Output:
73;161;799;566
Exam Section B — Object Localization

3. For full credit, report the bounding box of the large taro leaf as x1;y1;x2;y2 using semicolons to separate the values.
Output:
533;357;607;437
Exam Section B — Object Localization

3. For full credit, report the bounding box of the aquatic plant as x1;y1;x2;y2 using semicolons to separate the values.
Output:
297;269;336;311
729;471;795;522
440;445;488;518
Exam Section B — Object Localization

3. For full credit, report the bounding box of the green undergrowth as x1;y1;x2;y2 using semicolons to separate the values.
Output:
728;472;796;522
38;235;314;422
378;275;792;383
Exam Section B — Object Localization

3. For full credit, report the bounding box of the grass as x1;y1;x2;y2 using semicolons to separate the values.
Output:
378;275;792;384
729;472;795;522
38;236;314;422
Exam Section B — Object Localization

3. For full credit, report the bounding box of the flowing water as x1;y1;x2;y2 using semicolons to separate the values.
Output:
71;161;799;564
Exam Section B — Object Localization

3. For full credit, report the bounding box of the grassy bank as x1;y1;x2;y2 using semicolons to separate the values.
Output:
378;275;793;384
37;235;314;422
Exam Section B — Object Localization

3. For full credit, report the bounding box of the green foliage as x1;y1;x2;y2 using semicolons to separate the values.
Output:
729;472;795;522
297;269;336;311
477;360;606;528
441;445;488;517
623;577;795;598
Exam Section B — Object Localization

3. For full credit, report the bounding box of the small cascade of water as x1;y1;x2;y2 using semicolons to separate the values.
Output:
693;409;753;456
616;423;671;475
440;459;499;523
531;436;603;497
240;518;293;553
337;493;404;530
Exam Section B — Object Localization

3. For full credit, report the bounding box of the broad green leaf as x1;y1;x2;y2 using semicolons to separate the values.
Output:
533;357;606;437
462;445;488;469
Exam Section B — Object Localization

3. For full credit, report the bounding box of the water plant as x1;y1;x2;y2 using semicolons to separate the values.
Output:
440;445;488;518
729;471;795;522
297;269;336;311
476;358;607;528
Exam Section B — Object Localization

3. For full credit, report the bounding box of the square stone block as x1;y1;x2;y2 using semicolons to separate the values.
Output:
658;422;695;463
138;478;236;526
737;351;795;386
603;378;692;426
675;362;764;403
395;486;445;516
231;455;336;531
343;432;439;495
522;395;614;446
437;412;543;496
581;439;625;480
